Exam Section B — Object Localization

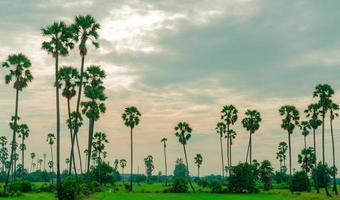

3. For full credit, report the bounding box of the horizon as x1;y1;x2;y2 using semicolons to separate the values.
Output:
1;0;340;177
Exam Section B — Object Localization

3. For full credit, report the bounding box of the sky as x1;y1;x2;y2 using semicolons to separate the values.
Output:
1;0;340;176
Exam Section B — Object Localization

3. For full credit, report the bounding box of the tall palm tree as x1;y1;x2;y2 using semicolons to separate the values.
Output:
122;106;141;192
65;158;70;172
305;103;322;193
30;152;36;172
276;142;288;172
174;122;195;192
81;66;106;175
17;123;30;170
46;133;56;172
41;21;74;199
241;109;261;165
300;121;311;149
69;15;100;173
2;53;33;189
313;84;334;196
226;129;236;167
194;154;203;178
120;159;127;183
220;105;238;174
43;153;47;171
329;102;338;194
161;137;168;185
57;66;81;174
215;122;226;178
279;105;300;192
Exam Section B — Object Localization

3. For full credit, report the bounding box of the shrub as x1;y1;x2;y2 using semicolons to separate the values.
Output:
259;160;274;191
38;183;55;192
8;181;33;193
197;179;209;188
291;171;310;192
210;181;223;193
228;162;257;193
165;178;188;193
312;162;332;188
90;162;119;184
60;176;84;200
273;171;289;184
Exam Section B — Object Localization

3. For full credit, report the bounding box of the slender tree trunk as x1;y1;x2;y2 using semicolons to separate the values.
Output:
321;112;330;196
163;143;168;186
130;127;133;192
183;145;195;192
67;98;77;176
313;128;320;193
197;166;200;178
70;55;85;174
230;137;232;168
4;87;19;190
245;136;250;163
226;124;230;176
219;135;224;179
55;54;62;200
76;135;83;174
122;168;124;184
50;145;54;172
288;132;292;192
330;118;338;195
87;118;94;175
250;131;252;165
21;138;25;170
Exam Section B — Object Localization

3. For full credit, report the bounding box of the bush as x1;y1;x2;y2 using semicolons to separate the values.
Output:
228;162;257;193
38;183;55;192
197;179;209;188
210;181;223;193
8;181;33;193
273;171;289;184
312;162;331;188
165;178;188;193
60;176;85;200
291;171;310;192
90;162;119;184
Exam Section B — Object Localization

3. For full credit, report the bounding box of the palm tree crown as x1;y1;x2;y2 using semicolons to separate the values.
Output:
279;105;300;134
175;122;192;145
241;110;262;133
122;106;141;129
221;105;238;126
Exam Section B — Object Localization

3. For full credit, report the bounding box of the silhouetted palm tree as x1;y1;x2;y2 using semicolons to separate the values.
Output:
221;105;238;174
215;122;226;178
2;53;33;189
313;84;334;196
70;15;100;174
122;106;141;191
120;159;127;183
194;154;203;178
242;110;261;165
46;133;56;171
17;124;30;170
174;122;195;192
276;142;288;172
300;121;311;149
30;152;36;172
161;137;168;185
329;102;338;194
279;105;299;192
41;21;74;199
81;66;106;175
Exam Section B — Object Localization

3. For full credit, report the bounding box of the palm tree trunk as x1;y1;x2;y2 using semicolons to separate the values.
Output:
87;118;94;175
183;145;195;192
122;168;124;184
288;132;292;192
22;138;25;170
163;143;168;186
313;128;320;193
230;138;232;169
197;166;200;178
75;135;83;174
322;113;330;196
4;87;19;190
50;145;54;172
304;136;306;150
67;98;77;176
219;135;224;179
250;131;252;165
70;55;85;174
130;127;133;192
330;118;338;195
245;136;250;163
55;54;62;200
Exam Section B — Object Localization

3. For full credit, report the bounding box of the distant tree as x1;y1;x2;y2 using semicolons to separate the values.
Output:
173;158;186;179
194;154;203;178
175;122;195;192
276;142;288;173
228;162;256;193
329;102;338;194
161;137;168;185
30;153;36;172
215;122;226;178
259;160;274;191
113;159;119;171
92;132;108;163
17;124;30;171
46;133;56;172
120;159;127;183
144;155;154;182
298;147;316;191
300;121;311;149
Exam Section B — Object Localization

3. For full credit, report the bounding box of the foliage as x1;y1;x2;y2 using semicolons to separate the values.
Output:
228;162;257;193
291;171;310;192
144;155;154;182
90;162;120;184
8;180;33;193
173;158;186;179
273;171;289;184
166;178;188;193
298;147;316;174
259;160;274;191
60;176;84;200
311;162;332;188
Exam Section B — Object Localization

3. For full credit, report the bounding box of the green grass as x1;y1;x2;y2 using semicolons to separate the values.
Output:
1;192;55;200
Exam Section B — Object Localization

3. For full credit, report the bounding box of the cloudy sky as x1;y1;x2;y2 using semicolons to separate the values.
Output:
1;0;340;176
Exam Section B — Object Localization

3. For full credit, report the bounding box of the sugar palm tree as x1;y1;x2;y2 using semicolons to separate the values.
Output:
220;105;238;174
2;53;33;189
226;129;236;167
122;106;141;191
174;122;195;192
38;159;43;171
120;159;127;183
329;102;338;194
194;154;203;178
69;15;100;173
57;66;81;174
17;123;30;170
81;66;106;175
41;21;74;198
215;122;226;178
92;132;108;163
30;152;36;172
313;84;334;196
279;105;300;192
276;142;288;172
241;110;261;164
46;133;56;171
298;147;316;192
43;153;47;171
300;121;311;149
161;137;168;185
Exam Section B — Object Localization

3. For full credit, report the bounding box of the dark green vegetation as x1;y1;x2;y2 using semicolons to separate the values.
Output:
0;14;339;200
